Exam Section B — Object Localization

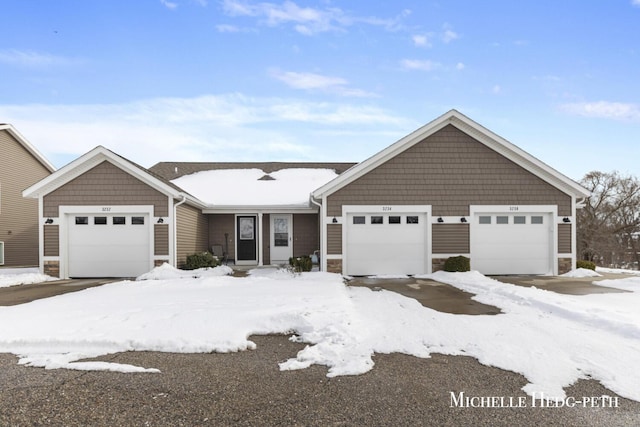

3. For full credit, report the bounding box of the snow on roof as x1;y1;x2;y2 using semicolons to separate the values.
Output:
171;168;339;207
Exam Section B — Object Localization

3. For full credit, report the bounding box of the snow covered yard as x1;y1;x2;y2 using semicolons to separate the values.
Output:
0;268;55;288
0;264;639;404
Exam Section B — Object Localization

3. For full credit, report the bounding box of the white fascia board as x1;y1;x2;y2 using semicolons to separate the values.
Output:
1;124;56;173
312;109;591;200
22;146;205;208
202;205;319;214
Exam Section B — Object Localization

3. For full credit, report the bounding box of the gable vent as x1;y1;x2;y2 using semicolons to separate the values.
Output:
0;241;4;265
258;174;275;181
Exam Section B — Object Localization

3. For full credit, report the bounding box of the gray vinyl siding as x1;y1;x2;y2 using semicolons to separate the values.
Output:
327;224;342;255
154;224;169;256
176;203;209;268
43;161;169;218
327;125;572;218
293;214;319;258
432;224;469;253
558;224;572;253
0;130;52;266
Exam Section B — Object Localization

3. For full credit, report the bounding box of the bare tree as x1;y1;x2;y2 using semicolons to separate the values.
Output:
578;171;640;268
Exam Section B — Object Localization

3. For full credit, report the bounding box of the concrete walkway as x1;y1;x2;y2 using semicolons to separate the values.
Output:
490;272;632;295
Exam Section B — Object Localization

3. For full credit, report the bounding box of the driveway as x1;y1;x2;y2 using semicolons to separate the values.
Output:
348;271;633;316
0;278;117;306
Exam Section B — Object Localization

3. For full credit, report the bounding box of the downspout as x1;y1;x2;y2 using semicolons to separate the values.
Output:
173;195;188;267
310;195;324;271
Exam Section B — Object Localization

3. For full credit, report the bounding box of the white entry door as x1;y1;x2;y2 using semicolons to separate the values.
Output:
271;214;293;264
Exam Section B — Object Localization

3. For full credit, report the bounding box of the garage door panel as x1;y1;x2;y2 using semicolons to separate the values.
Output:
472;212;552;275
68;213;151;278
346;213;426;276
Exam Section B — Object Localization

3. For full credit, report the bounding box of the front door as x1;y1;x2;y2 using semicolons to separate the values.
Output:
236;216;257;265
270;214;293;265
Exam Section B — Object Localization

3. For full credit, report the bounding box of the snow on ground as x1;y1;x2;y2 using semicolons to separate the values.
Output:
0;265;639;403
560;267;602;278
0;268;55;288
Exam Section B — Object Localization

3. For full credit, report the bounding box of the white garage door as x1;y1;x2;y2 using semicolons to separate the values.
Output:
471;213;552;275
346;213;427;276
67;213;151;278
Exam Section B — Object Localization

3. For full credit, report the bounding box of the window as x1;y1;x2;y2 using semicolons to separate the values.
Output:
371;216;383;224
132;216;145;225
531;216;544;224
496;216;509;224
0;241;4;265
113;216;126;225
514;216;526;224
353;216;365;225
94;217;107;225
75;216;89;225
406;216;419;224
479;216;491;224
389;216;401;224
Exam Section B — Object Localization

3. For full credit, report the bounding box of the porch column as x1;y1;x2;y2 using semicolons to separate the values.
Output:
258;212;264;266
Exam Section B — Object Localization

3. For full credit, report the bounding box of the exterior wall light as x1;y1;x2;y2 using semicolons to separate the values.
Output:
563;217;571;223
45;218;54;224
460;217;467;223
437;217;444;223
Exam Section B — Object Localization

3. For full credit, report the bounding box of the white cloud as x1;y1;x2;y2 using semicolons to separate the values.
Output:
492;85;502;94
160;0;178;9
221;0;410;35
0;49;81;67
560;101;640;121
441;23;460;43
412;34;431;48
270;69;376;97
456;62;465;70
400;59;441;71
633;0;640;7
0;94;410;167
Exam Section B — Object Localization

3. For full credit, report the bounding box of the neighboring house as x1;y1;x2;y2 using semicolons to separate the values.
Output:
23;110;590;278
0;124;56;267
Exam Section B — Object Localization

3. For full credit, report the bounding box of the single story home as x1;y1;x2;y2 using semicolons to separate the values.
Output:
23;110;590;278
0;124;56;267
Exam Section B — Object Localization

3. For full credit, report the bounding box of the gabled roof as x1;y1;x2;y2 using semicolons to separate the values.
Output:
150;162;357;211
312;109;591;199
149;162;357;181
22;146;206;208
0;123;56;173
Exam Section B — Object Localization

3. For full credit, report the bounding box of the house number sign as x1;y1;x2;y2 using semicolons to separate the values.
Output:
102;207;112;212
382;206;392;211
509;206;519;211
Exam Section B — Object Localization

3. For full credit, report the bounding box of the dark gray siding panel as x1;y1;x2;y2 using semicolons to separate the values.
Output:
208;214;235;261
432;224;470;253
327;125;572;218
293;214;319;258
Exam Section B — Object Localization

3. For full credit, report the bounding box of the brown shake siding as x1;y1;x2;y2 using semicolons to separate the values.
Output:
154;224;169;256
0;130;52;266
432;224;470;253
327;125;572;218
293;214;319;258
558;224;572;253
43;225;60;257
43;161;169;218
327;224;342;255
176;203;209;267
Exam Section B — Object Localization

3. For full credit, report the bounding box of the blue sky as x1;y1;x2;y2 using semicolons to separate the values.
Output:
1;0;639;181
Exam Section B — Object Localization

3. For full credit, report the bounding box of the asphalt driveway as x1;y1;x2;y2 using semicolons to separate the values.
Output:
0;278;117;306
